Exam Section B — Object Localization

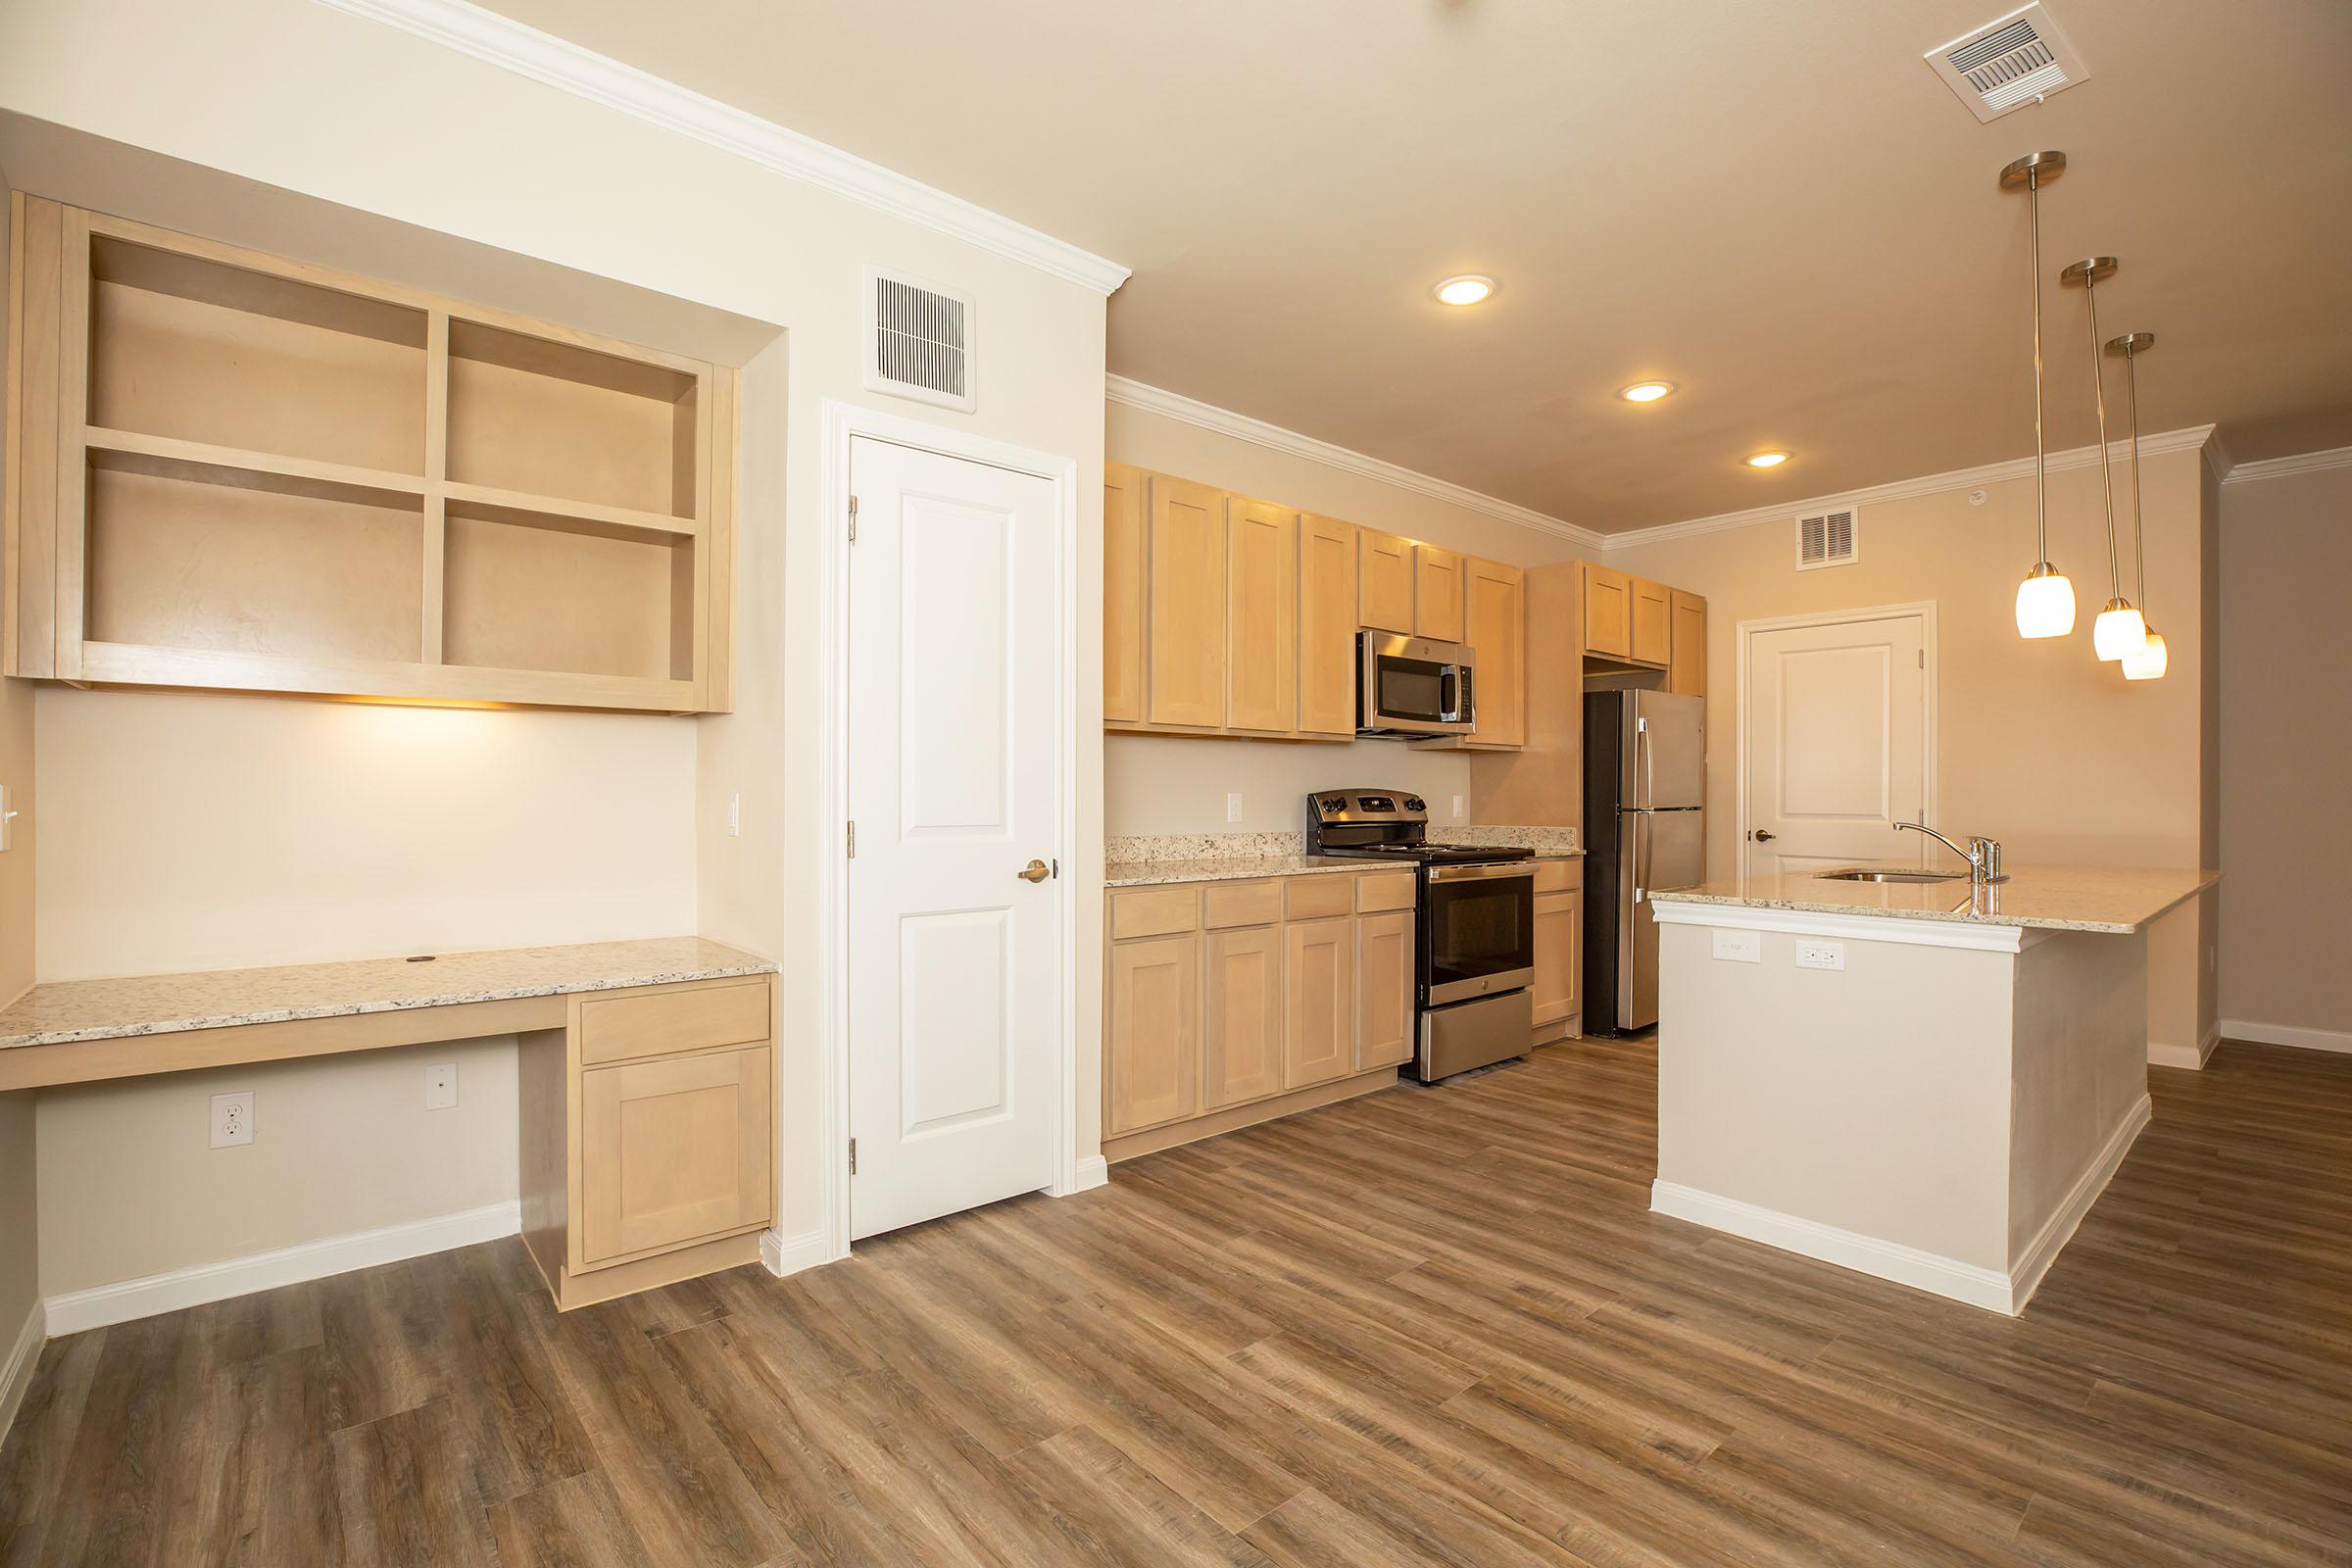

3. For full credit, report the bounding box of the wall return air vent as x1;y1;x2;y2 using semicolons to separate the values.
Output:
1925;4;2090;123
862;268;976;412
1796;508;1858;571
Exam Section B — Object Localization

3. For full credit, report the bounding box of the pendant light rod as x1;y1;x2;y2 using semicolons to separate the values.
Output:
2108;331;2156;606
2062;255;2123;596
2000;152;2066;566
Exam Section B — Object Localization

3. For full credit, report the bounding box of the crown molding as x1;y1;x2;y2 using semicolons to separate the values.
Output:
313;0;1131;296
1601;425;2219;553
2220;444;2352;485
1104;375;1606;551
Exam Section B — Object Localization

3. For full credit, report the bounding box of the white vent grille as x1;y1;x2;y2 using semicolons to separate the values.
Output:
1925;4;2089;122
862;268;975;412
1795;508;1858;571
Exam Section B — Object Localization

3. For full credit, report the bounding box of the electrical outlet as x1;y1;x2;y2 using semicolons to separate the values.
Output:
211;1091;254;1149
727;792;742;837
425;1061;459;1110
1226;792;1243;823
1795;940;1846;972
1711;929;1761;963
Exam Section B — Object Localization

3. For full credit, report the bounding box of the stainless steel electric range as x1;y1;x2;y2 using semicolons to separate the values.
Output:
1305;789;1536;1083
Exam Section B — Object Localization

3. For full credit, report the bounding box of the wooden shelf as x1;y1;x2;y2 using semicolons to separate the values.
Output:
84;426;429;506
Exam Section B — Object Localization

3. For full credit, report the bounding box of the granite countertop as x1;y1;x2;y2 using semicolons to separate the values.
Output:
1104;824;1583;889
1650;865;2219;934
0;936;777;1051
1104;855;1367;888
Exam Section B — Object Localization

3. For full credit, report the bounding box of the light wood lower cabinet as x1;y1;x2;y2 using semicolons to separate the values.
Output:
580;1046;771;1263
1104;874;1412;1158
1531;859;1585;1039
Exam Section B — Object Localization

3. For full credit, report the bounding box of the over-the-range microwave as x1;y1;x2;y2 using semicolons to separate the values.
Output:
1357;632;1476;737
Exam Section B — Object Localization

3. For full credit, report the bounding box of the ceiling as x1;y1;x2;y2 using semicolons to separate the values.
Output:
473;0;2352;532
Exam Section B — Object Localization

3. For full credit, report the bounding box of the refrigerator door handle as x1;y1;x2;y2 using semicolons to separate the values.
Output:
1633;808;1649;904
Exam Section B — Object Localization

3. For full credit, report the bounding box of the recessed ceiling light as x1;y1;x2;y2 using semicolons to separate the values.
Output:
1432;274;1495;307
1619;381;1676;403
1744;451;1791;468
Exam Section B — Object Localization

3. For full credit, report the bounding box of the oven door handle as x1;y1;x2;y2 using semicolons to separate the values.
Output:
1427;862;1536;884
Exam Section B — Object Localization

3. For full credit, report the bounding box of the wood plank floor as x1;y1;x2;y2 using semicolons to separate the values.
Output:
5;1036;2350;1567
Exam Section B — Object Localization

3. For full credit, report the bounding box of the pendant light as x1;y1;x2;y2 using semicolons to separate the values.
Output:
2109;331;2169;680
2001;153;2075;638
2061;254;2146;661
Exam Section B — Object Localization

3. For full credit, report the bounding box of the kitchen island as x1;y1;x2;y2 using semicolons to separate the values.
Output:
1645;865;2217;1314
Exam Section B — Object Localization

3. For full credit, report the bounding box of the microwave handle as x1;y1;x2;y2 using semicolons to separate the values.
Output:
1439;667;1457;720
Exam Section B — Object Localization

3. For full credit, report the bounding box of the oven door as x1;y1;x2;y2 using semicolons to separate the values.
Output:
1422;862;1535;1004
1359;633;1475;736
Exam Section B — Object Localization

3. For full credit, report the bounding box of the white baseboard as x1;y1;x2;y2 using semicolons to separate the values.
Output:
760;1226;839;1279
0;1297;45;1450
1651;1181;2017;1314
43;1200;521;1336
2007;1094;2150;1313
1052;1154;1109;1197
2148;1022;2222;1070
2220;1017;2352;1056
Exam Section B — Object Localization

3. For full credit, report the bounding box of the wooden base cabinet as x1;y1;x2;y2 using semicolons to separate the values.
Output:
1531;858;1585;1043
1106;935;1201;1134
1355;910;1414;1070
1284;917;1355;1090
1202;926;1285;1109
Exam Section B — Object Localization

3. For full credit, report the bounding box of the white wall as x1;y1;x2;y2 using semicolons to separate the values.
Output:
1;0;1110;1285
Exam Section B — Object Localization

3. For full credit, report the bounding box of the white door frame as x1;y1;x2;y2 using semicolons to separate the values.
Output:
817;398;1082;1265
1733;601;1940;870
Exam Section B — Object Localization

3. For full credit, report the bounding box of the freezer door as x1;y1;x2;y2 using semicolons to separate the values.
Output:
1625;692;1706;810
1620;808;1705;1031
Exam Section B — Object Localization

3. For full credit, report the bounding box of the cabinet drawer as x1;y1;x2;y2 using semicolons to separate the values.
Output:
579;979;771;1067
579;1045;772;1266
1110;884;1200;940
1355;871;1417;913
1202;879;1283;929
1285;875;1356;920
1532;858;1584;895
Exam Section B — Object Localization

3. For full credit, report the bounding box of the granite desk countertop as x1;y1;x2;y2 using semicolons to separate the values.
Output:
1649;865;2218;935
0;937;777;1051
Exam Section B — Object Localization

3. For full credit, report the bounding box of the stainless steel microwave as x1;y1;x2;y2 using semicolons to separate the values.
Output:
1357;633;1476;737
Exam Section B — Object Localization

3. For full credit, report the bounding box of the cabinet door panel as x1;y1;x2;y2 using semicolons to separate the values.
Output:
1414;546;1466;642
1355;911;1414;1071
1358;527;1415;633
1103;463;1145;724
1298;514;1359;736
1532;891;1582;1027
1285;917;1356;1089
1107;935;1200;1134
1582;563;1632;659
581;1046;772;1265
1631;577;1672;665
1145;475;1226;727
1463;557;1525;748
1670;589;1708;697
1204;926;1285;1108
1226;498;1298;733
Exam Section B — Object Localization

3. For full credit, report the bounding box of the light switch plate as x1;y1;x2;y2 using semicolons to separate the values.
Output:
1711;929;1761;963
1226;792;1243;823
1796;940;1846;971
425;1061;459;1110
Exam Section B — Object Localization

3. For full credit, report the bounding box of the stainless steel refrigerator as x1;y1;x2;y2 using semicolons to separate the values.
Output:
1584;690;1705;1032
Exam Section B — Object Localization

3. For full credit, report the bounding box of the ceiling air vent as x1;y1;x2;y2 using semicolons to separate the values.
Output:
862;268;976;412
1925;4;2089;123
1795;508;1858;571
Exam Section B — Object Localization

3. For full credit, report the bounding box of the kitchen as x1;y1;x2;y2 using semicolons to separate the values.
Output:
3;2;2350;1564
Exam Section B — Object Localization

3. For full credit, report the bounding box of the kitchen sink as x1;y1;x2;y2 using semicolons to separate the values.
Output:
1816;867;1970;883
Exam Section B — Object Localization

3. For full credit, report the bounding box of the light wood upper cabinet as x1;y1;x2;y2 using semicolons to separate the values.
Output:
1631;577;1673;665
1358;527;1416;633
1103;463;1145;725
1582;563;1633;660
4;196;736;712
1355;910;1414;1071
1143;474;1227;729
1414;546;1467;642
1532;887;1583;1030
1225;498;1298;734
1463;558;1526;749
1285;917;1356;1090
579;1046;772;1264
1669;589;1708;698
1298;514;1359;737
1107;935;1201;1135
1203;925;1285;1109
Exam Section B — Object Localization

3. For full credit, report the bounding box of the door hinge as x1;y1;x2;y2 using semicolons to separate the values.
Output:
849;1138;858;1175
846;820;857;858
848;495;858;543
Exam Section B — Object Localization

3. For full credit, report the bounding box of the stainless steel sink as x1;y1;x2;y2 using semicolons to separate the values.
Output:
1815;867;1970;883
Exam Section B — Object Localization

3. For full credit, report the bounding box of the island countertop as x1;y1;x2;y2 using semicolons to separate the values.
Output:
1649;864;2218;935
0;936;777;1052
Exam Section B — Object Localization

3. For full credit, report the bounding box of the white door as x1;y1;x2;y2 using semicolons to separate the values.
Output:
1743;612;1930;878
848;436;1061;1242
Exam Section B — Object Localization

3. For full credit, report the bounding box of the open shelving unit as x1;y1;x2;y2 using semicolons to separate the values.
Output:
5;196;736;711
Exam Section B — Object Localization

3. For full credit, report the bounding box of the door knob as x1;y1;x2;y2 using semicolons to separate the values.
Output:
1752;829;1777;842
1016;858;1053;883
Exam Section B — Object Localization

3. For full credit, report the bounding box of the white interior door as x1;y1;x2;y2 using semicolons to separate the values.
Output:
848;435;1061;1242
1743;612;1929;878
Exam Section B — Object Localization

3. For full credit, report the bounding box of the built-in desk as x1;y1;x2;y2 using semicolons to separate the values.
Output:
0;937;782;1311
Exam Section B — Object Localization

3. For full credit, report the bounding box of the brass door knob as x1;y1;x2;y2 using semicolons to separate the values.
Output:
1016;858;1053;883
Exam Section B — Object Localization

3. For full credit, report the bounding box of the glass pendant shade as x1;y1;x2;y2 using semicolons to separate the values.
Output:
2092;599;2147;661
2122;625;2169;680
2015;564;2077;638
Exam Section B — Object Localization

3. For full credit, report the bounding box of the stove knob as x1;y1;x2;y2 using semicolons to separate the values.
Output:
1404;796;1426;812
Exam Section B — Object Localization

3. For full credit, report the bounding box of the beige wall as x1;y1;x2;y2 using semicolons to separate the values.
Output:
2;0;1110;1283
1103;397;1586;835
2217;461;2352;1044
0;176;39;1404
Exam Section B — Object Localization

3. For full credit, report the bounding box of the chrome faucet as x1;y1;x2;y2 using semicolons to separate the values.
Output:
1896;820;2007;886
